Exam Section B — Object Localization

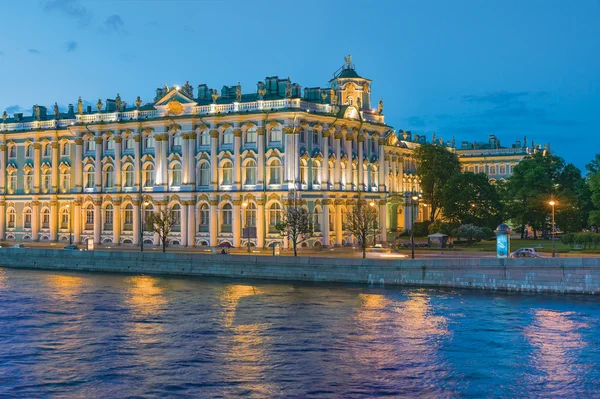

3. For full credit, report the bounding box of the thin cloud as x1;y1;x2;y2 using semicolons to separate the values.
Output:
43;0;91;26
5;105;32;115
29;49;41;54
100;14;126;35
65;41;78;52
461;91;529;106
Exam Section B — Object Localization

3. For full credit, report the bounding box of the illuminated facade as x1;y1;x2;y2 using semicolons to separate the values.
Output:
0;58;422;248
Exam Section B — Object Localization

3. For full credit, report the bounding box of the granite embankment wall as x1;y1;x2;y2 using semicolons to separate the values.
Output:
1;249;599;294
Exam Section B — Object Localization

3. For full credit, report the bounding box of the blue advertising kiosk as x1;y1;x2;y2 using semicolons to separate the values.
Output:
495;224;511;258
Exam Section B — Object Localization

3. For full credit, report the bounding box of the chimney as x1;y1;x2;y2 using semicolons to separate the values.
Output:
68;104;74;114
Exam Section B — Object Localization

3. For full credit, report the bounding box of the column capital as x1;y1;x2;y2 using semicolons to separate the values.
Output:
33;143;42;150
283;128;295;135
209;130;219;138
94;137;103;145
378;199;387;205
93;199;102;206
51;142;59;149
378;138;385;145
31;200;41;207
357;135;365;143
209;199;218;206
133;135;142;142
334;132;343;140
75;138;84;145
322;199;333;205
49;200;58;206
321;129;331;138
232;199;242;206
0;144;6;151
113;137;122;144
256;128;266;136
233;129;242;137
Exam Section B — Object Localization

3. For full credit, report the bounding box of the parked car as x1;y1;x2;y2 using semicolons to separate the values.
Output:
11;244;26;249
509;248;541;258
63;245;80;250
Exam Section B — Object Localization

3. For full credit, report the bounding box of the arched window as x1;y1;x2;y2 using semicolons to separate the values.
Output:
312;161;321;186
499;165;506;175
104;165;115;188
246;128;257;144
172;134;182;150
489;165;497;175
104;204;113;230
85;166;95;189
60;170;70;192
123;164;134;188
352;164;358;187
7;208;16;228
313;206;322;232
144;204;154;225
244;160;257;185
24;171;33;193
42;170;52;192
42;208;50;229
221;161;232;185
199;131;210;146
144;164;155;187
269;203;282;231
268;159;282;185
7;171;17;193
8;145;16;158
170;163;182;186
244;202;257;227
144;135;155;149
86;138;96;153
106;138;114;151
24;208;32;228
371;166;377;188
43;143;51;157
198;204;209;232
124;204;133;230
125;136;134;150
61;208;69;229
25;144;33;158
221;203;232;232
269;126;282;143
61;142;69;156
171;204;181;231
300;160;308;185
85;204;94;229
199;163;210;186
329;162;335;185
222;129;233;145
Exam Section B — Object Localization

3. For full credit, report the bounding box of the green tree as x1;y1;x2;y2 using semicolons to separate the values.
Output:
587;155;600;231
413;144;461;222
145;208;174;253
554;164;593;232
346;200;379;258
275;206;313;256
455;224;487;246
505;152;565;238
440;172;503;229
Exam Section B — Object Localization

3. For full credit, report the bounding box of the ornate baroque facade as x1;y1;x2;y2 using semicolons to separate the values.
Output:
0;59;423;248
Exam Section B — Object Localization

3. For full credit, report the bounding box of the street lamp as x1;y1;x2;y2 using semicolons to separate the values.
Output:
140;199;149;252
549;200;557;258
242;201;250;253
370;200;376;247
411;194;420;259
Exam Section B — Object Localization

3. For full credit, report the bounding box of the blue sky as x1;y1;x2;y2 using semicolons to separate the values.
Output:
1;0;599;170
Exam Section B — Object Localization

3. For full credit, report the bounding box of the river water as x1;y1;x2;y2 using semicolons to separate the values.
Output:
0;267;599;398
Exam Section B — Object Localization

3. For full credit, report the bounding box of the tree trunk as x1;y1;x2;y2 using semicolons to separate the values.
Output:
293;240;297;257
162;237;166;252
362;245;366;259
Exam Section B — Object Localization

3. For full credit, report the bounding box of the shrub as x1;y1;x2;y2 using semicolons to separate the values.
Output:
413;221;431;237
428;220;455;236
455;224;487;246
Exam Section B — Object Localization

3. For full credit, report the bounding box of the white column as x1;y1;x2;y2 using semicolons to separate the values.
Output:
233;200;241;247
94;137;103;192
294;130;300;189
133;202;139;245
114;137;122;189
160;135;168;188
33;143;41;193
335;202;343;246
32;201;40;241
210;199;218;246
50;201;58;241
378;139;386;192
321;130;329;188
134;135;141;190
398;156;404;194
334;133;342;190
181;135;189;184
391;156;397;193
358;137;364;190
345;136;352;190
187;135;196;186
210;130;219;190
51;142;59;193
257;128;265;188
187;202;195;247
73;201;81;243
180;202;188;247
113;201;121;245
75;138;83;192
0;144;5;194
93;199;101;244
257;199;265;248
0;201;5;240
233;129;242;190
379;201;387;243
322;201;330;247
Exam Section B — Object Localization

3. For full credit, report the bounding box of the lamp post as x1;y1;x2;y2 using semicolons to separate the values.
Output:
549;200;557;258
140;199;149;252
242;201;250;253
67;201;73;245
411;194;420;259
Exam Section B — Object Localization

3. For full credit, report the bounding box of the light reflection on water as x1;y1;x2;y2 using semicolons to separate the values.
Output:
0;267;599;398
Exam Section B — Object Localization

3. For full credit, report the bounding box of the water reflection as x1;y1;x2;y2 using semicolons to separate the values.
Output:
525;309;588;393
46;275;85;300
218;284;277;397
0;268;6;290
125;276;167;344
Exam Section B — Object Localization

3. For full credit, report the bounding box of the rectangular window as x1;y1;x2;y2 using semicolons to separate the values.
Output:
246;129;257;144
313;132;320;145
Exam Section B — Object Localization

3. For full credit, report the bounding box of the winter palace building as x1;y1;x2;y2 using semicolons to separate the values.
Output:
0;58;540;249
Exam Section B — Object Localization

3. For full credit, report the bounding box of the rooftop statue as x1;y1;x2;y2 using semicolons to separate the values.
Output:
236;82;242;102
97;98;103;113
211;89;219;104
115;93;122;112
2;110;7;122
135;96;142;110
54;103;59;120
77;97;83;115
285;81;292;98
34;105;40;121
257;82;266;99
344;54;352;68
182;81;193;97
378;98;383;115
